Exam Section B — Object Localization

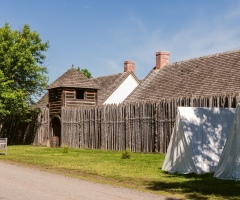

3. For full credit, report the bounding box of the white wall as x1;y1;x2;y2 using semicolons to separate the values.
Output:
103;75;139;104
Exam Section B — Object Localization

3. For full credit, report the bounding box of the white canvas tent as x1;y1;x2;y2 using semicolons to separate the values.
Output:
162;107;235;174
214;104;240;180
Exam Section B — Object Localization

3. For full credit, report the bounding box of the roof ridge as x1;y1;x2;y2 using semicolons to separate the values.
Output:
166;49;240;67
47;67;98;89
91;72;123;80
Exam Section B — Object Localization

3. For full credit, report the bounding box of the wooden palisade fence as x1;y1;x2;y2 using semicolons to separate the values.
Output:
32;95;238;153
33;108;50;146
61;101;175;153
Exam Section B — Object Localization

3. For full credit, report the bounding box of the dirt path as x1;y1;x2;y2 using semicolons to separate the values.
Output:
0;162;168;200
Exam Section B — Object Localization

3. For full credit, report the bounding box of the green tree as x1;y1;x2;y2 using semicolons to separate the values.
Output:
0;23;49;120
0;70;27;122
77;67;92;78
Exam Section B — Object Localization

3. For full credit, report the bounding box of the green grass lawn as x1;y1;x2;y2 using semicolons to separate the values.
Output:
1;145;240;199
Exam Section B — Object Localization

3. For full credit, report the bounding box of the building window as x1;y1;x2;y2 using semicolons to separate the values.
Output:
53;89;58;100
76;89;84;99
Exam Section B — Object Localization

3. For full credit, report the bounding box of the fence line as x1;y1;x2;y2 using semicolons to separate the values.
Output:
31;94;238;153
61;101;176;153
33;108;49;146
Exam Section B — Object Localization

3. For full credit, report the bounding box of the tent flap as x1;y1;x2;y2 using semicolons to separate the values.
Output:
162;107;235;174
214;105;240;180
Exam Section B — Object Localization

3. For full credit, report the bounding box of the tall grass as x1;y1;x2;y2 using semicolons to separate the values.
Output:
1;145;240;199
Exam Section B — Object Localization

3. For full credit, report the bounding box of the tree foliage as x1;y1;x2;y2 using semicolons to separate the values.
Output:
0;23;49;120
77;67;92;78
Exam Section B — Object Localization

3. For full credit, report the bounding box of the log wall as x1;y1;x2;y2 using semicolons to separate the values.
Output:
49;88;63;116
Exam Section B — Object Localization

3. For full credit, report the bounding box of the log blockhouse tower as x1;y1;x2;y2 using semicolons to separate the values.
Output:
46;65;99;144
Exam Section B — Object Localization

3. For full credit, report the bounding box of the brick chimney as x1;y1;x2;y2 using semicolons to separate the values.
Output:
156;51;170;70
124;61;135;73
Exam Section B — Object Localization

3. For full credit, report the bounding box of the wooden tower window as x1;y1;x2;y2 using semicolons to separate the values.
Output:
53;89;58;100
76;89;84;99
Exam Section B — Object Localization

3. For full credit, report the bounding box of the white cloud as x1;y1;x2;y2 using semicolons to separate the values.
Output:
129;16;146;32
168;15;240;62
96;7;240;79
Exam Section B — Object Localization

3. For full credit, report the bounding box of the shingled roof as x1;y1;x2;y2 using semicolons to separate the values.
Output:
125;49;240;102
36;70;139;108
92;72;139;104
34;92;49;108
47;67;99;90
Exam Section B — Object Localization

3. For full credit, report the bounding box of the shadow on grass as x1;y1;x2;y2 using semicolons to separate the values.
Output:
146;171;240;199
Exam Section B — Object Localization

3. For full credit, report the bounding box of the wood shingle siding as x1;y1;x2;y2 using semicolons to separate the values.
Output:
125;50;240;103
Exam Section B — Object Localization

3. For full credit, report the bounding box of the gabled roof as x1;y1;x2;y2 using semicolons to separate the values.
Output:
33;92;48;108
92;71;139;104
36;70;140;108
125;49;240;102
47;67;99;90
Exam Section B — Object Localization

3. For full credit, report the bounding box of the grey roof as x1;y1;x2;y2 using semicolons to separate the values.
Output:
36;71;139;108
34;92;48;108
92;72;139;104
125;49;240;102
47;67;99;90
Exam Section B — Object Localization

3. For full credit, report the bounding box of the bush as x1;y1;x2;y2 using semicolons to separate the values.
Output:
63;145;69;153
121;147;131;159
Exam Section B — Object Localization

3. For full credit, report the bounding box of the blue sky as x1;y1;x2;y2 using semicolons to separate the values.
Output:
1;0;240;84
